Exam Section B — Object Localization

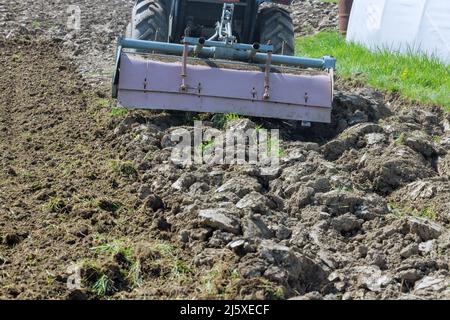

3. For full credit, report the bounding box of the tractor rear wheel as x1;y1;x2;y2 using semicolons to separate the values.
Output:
257;7;295;56
127;0;169;41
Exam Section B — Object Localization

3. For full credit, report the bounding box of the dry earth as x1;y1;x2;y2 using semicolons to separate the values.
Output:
0;0;449;300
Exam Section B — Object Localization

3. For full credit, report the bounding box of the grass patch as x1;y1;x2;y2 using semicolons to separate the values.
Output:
200;139;215;153
95;98;110;109
432;135;442;143
389;203;438;221
43;197;68;214
198;273;284;300
225;113;242;121
149;242;194;280
211;114;227;128
267;137;285;157
127;260;143;289
88;238;143;293
260;280;285;300
109;159;138;179
417;207;438;220
210;113;243;128
171;260;193;278
31;20;41;29
394;132;406;145
12;53;23;63
198;263;241;299
96;198;123;213
296;32;450;110
91;274;117;296
90;239;132;257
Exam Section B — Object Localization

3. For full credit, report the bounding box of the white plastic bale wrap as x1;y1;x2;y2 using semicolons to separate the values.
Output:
347;0;450;64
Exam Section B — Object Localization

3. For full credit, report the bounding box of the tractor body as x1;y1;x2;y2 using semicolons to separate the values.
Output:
167;0;270;45
112;0;336;123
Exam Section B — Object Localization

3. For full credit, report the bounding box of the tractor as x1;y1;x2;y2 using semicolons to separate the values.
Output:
112;0;336;123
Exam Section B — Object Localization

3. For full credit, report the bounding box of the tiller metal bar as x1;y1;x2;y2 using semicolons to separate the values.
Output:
112;3;336;123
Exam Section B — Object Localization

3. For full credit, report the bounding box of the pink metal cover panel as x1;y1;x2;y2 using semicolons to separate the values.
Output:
118;53;333;123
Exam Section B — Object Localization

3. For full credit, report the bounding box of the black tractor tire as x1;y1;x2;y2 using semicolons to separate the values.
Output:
257;7;295;56
127;0;169;41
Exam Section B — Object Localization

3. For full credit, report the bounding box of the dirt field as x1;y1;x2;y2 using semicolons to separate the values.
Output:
0;0;449;300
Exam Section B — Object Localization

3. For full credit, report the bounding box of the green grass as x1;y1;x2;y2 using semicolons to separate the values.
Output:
96;198;123;213
296;32;450;111
417;207;438;220
225;113;241;121
109;106;128;118
95;98;110;109
210;113;243;128
267;137;285;157
43;197;67;214
90;239;132;258
88;238;143;292
389;202;438;221
320;0;337;3
127;260;143;288
200;139;215;153
171;260;192;278
394;132;406;145
432;135;442;143
31;20;41;29
197;262;243;299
